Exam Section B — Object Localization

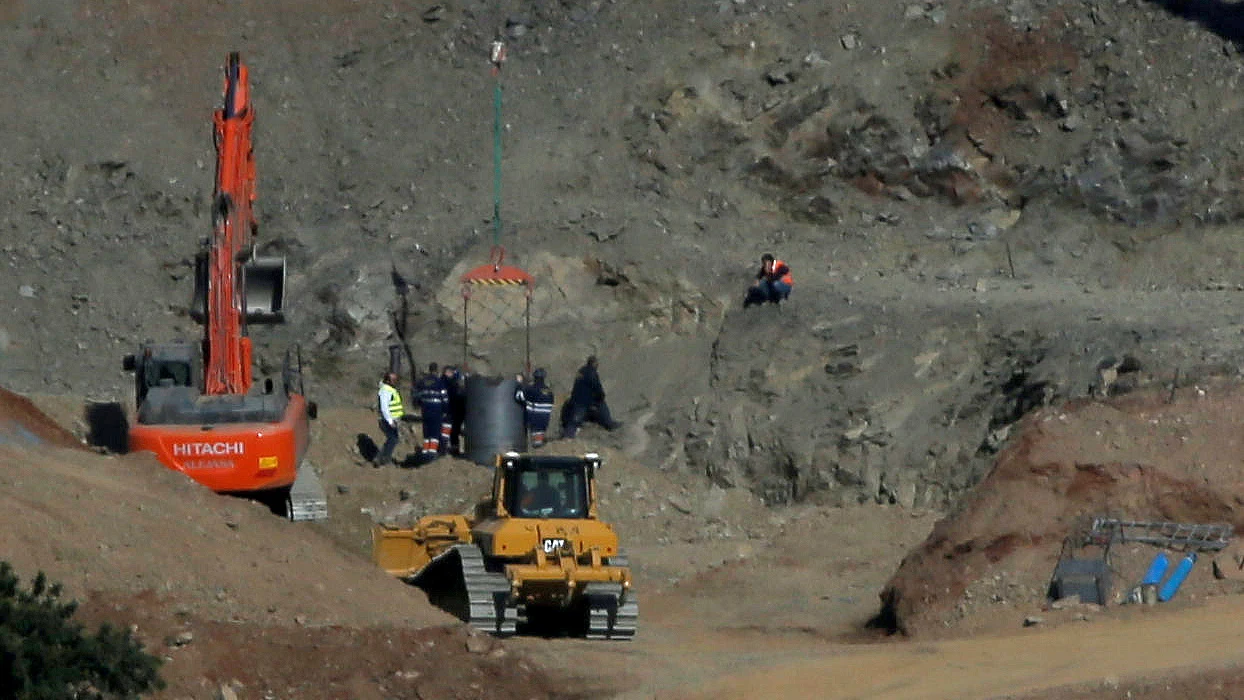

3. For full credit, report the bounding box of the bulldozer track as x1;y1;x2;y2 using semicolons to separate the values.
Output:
584;582;638;640
454;544;517;636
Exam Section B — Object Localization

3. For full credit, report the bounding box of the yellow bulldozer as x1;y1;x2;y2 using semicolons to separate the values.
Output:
372;451;637;639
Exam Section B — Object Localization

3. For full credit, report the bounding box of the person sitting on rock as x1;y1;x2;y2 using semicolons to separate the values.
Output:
744;253;793;308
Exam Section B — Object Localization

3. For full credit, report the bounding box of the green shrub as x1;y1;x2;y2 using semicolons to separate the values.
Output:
0;561;164;699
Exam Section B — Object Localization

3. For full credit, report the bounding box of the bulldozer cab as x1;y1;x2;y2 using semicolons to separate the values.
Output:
496;452;599;520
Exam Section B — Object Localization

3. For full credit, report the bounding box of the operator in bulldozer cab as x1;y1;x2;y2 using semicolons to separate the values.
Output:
520;470;561;516
517;468;586;518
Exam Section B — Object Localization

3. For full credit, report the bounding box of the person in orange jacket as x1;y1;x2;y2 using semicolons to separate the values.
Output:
744;253;793;307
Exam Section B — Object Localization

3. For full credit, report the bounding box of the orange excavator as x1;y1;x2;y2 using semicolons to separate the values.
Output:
123;53;326;520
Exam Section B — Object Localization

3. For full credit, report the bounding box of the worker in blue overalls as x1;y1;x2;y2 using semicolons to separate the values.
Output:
515;367;555;448
414;362;448;463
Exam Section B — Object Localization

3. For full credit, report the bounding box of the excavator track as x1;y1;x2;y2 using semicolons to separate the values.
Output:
454;544;516;636
584;582;638;640
286;461;328;521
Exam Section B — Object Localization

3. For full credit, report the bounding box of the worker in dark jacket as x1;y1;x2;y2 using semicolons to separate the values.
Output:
560;356;618;439
442;365;466;456
414;362;448;462
515;367;555;448
744;253;794;307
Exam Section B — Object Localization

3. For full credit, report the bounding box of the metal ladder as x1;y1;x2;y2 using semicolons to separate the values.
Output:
1088;518;1233;552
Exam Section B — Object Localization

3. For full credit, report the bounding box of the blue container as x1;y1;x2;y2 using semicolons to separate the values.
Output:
1141;552;1170;586
1157;552;1197;602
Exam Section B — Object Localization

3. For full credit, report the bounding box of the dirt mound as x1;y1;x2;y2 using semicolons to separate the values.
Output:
881;380;1244;637
71;593;572;700
0;391;581;698
0;386;82;448
0;441;445;628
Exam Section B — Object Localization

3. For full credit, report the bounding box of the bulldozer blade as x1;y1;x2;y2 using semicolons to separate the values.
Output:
244;256;286;324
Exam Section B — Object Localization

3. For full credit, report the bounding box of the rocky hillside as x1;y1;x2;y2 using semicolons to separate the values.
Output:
5;0;1244;510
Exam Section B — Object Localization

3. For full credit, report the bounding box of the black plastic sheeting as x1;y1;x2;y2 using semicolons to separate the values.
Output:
463;374;526;466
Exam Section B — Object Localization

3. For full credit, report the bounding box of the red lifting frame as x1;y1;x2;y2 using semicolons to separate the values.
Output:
460;245;534;373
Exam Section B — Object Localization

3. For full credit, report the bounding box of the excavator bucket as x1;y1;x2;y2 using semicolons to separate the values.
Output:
191;254;286;324
244;256;286;324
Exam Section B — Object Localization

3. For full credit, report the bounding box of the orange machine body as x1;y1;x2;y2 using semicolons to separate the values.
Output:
128;394;309;493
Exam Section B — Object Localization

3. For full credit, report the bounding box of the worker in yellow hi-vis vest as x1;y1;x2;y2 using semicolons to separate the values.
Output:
376;371;405;466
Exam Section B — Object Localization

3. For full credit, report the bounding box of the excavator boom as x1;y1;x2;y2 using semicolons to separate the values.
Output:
205;53;257;396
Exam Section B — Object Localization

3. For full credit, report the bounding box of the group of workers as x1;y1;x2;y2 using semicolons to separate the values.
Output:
374;362;466;466
374;253;793;466
373;355;621;467
510;356;619;445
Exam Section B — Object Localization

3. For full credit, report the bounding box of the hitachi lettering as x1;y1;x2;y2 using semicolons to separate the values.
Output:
172;441;246;457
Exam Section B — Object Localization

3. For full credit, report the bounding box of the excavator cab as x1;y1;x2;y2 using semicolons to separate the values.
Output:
123;342;201;406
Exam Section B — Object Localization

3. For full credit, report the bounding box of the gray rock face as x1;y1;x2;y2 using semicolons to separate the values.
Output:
664;287;1222;508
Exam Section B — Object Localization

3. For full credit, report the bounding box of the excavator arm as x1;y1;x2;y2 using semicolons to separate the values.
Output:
205;52;257;396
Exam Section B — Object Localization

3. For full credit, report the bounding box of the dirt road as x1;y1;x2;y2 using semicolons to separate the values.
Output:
677;596;1243;699
525;595;1244;699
